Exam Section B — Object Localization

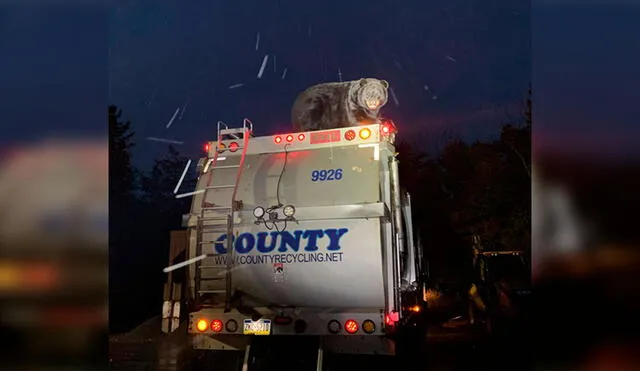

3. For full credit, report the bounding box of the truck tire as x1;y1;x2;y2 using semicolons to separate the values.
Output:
394;321;428;371
191;349;244;371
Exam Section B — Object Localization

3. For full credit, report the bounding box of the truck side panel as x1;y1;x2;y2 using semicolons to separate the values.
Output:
198;218;385;308
190;145;381;212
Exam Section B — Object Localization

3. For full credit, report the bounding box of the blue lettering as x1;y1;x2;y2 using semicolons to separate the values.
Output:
213;228;349;255
256;232;279;253
324;228;348;251
302;229;324;251
235;233;255;254
214;234;233;254
278;230;303;252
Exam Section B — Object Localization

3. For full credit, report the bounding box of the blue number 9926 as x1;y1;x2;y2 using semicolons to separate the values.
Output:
311;168;343;182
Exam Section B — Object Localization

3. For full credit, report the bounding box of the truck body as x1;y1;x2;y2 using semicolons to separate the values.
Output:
170;120;426;366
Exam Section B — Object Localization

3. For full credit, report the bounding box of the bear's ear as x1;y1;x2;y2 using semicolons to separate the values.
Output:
381;80;389;89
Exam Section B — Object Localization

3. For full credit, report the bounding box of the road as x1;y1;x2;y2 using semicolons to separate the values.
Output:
109;317;524;371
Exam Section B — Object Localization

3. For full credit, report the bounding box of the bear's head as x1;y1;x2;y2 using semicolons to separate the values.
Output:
355;78;389;113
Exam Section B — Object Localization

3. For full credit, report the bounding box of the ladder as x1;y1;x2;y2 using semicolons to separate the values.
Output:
195;119;252;312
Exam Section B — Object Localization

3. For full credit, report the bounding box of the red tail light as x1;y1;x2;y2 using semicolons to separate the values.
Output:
344;130;356;141
385;314;393;326
274;316;293;325
229;142;239;152
274;136;282;144
204;143;210;152
385;311;399;326
344;319;358;334
381;120;397;135
211;319;223;332
286;134;294;142
297;133;305;141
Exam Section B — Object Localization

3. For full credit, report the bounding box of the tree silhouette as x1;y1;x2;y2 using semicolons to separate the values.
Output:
108;107;199;333
108;105;136;205
109;105;143;333
108;105;138;263
404;90;532;283
140;145;196;220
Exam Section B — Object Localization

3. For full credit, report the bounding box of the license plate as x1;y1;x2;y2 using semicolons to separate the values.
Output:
243;319;271;335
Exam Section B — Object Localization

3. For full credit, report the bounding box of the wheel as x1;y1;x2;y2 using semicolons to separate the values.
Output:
394;320;428;371
191;349;244;371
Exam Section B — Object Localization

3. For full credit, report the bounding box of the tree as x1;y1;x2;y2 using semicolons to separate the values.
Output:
109;105;137;204
108;105;143;333
108;105;138;259
125;146;196;324
140;145;196;220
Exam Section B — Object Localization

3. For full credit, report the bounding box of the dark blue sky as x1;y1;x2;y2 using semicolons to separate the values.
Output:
532;2;640;160
1;2;638;168
109;0;530;168
0;4;108;144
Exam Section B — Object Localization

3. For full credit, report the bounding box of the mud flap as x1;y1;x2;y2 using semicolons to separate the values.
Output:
246;336;320;371
161;300;172;334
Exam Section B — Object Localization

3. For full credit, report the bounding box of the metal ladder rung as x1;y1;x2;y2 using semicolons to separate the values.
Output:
200;225;232;233
210;164;241;170
220;128;249;135
205;185;236;189
195;121;251;312
202;206;232;211
199;215;230;220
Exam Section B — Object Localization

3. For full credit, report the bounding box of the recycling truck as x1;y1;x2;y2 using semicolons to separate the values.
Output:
166;118;427;369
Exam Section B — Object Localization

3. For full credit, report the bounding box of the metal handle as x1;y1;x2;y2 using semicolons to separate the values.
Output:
243;118;254;136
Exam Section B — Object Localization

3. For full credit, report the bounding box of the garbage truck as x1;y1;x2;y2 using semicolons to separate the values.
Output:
165;118;427;369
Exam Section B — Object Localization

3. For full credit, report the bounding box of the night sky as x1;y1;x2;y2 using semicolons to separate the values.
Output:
109;0;530;168
1;1;638;168
0;4;108;145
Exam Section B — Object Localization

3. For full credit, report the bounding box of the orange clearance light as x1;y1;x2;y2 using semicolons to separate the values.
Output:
211;319;223;332
344;130;356;141
274;136;283;144
344;319;359;334
196;319;208;332
229;142;239;152
286;134;294;142
362;320;376;334
298;133;305;141
217;143;226;153
359;128;371;140
410;305;421;313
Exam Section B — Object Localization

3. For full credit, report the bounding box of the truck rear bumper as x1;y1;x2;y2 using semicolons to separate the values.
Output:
189;307;385;336
192;333;394;355
189;307;394;354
